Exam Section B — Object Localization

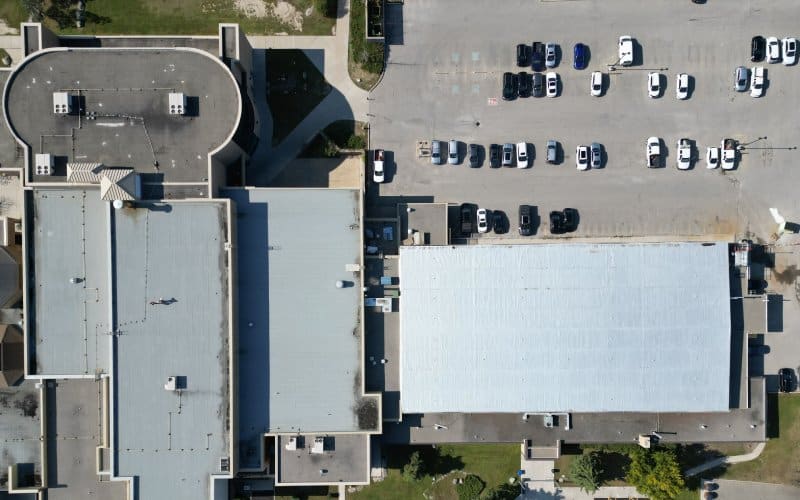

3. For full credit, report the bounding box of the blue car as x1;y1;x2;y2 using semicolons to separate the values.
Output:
573;43;587;70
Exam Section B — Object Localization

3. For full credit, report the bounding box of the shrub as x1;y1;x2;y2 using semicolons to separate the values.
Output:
401;451;423;482
314;0;337;18
456;474;485;500
570;451;603;493
346;134;366;150
484;482;519;500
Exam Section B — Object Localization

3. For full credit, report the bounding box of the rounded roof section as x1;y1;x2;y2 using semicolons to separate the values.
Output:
3;48;241;183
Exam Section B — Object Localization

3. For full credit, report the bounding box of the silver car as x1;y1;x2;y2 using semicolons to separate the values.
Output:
502;143;514;167
545;42;557;68
590;142;602;168
448;139;458;165
431;140;442;164
734;66;748;92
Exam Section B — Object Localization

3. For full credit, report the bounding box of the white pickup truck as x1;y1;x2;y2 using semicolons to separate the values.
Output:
676;138;692;170
373;149;385;183
646;137;661;168
721;139;736;170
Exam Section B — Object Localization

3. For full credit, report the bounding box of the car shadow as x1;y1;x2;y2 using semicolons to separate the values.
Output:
632;38;644;66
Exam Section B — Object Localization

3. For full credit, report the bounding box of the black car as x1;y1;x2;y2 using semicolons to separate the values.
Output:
779;368;792;393
516;43;529;67
460;203;474;236
562;208;579;232
502;72;516;100
531;42;545;71
532;72;544;97
489;144;500;167
468;143;480;167
518;71;532;97
518;205;532;236
493;211;507;234
751;36;766;62
549;211;565;234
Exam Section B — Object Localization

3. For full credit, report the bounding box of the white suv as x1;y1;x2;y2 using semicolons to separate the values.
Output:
750;66;764;97
516;142;529;168
618;36;633;66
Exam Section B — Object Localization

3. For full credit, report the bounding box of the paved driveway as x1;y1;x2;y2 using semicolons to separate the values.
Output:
370;0;800;241
707;479;800;500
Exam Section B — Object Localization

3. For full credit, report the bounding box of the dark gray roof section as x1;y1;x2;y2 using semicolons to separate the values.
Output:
0;380;42;490
225;188;375;437
58;36;220;56
276;434;369;485
44;379;125;500
0;71;23;171
4;48;239;183
0;247;19;308
31;188;111;376
112;201;230;500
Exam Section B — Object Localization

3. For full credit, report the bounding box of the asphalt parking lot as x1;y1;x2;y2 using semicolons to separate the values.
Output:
369;0;800;240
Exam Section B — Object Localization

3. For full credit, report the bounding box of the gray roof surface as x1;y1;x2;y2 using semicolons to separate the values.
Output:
45;379;125;500
0;380;42;489
276;434;369;484
400;243;732;414
4;49;239;182
112;202;230;500
0;71;22;171
31;189;111;376
225;188;367;436
0;247;19;308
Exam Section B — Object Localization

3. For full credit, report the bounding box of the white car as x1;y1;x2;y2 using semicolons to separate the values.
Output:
477;208;489;234
706;147;720;169
546;72;558;97
676;73;689;99
647;72;661;98
516;142;528;168
590;71;603;96
782;37;797;65
750;66;764;97
676;139;691;170
576;145;589;171
721;139;736;170
766;36;781;63
618;36;633;66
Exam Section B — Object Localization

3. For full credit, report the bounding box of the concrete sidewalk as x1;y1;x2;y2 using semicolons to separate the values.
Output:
685;442;766;477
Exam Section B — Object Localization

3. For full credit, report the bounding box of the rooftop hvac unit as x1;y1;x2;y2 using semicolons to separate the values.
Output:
164;376;178;391
168;92;186;115
35;154;54;176
52;92;72;114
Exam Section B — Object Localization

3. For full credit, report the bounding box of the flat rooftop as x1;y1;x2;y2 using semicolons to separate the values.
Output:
276;434;369;485
400;242;732;414
112;201;231;500
4;48;239;183
30;188;111;376
225;188;378;443
0;380;42;490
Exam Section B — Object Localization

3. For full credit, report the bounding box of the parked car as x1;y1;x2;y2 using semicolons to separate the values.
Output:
448;139;458;165
766;36;781;63
590;142;602;168
372;149;385;183
545;42;557;68
676;73;689;99
516;142;529;168
502;72;516;100
532;72;545;97
469;143;480;167
782;37;797;65
751;35;765;62
562;208;579;232
431;140;442;165
576;145;589;171
573;43;587;69
460;203;474;236
502;143;514;167
590;71;603;96
489;143;500;168
706;147;720;169
676;138;692;170
721;138;736;170
734;66;748;92
779;368;792;393
618;35;633;66
477;208;489;233
518;205;532;236
647;72;661;98
546;72;558;97
549;210;565;234
750;66;765;97
518;71;532;97
516;43;529;67
493;211;507;234
546;140;558;164
531;42;545;71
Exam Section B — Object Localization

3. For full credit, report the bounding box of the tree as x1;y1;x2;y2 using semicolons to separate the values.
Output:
401;451;423;482
456;474;485;500
626;447;685;500
484;482;519;500
570;451;604;493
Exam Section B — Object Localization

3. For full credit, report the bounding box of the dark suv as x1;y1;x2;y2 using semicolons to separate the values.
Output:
502;72;517;100
489;144;500;167
518;72;532;97
779;368;793;393
516;44;529;67
531;42;545;71
532;72;544;97
562;208;579;232
518;205;532;236
751;36;765;62
549;211;565;234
